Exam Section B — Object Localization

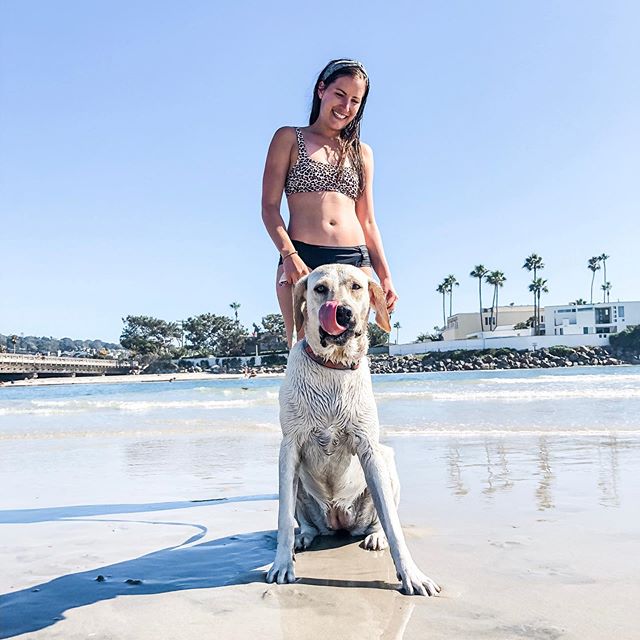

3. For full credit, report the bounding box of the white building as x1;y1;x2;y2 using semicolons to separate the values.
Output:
544;301;640;337
389;300;639;356
442;305;537;340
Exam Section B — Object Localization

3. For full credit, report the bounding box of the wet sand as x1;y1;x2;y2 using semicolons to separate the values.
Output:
1;433;639;639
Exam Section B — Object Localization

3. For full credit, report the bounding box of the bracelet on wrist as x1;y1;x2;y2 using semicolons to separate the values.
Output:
282;250;298;260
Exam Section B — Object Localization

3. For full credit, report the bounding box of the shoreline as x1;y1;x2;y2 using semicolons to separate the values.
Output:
1;371;284;388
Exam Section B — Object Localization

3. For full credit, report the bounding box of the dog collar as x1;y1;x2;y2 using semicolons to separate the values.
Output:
302;339;360;371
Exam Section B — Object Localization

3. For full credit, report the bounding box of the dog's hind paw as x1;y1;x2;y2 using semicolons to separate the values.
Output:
295;530;317;550
362;531;388;551
266;557;296;585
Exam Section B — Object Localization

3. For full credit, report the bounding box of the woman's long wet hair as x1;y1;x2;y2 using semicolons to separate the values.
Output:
308;59;370;195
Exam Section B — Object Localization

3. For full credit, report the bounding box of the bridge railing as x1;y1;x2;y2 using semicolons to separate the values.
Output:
0;353;131;371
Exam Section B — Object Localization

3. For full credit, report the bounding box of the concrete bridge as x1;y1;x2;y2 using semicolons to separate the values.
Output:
0;353;132;379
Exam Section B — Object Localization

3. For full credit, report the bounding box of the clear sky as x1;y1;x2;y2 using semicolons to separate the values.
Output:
1;1;638;343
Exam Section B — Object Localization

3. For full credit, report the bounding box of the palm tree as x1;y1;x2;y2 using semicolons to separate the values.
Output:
599;253;610;290
469;265;489;334
436;282;447;328
10;334;18;354
588;257;601;303
601;281;612;303
573;298;587;306
523;254;544;333
485;271;507;331
393;321;401;344
229;302;241;323
528;278;549;334
443;274;459;317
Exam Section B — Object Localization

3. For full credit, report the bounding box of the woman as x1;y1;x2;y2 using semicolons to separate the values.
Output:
262;58;398;347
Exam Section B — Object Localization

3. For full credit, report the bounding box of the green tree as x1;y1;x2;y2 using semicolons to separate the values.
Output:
120;316;181;357
485;271;507;331
368;322;389;347
599;253;610;291
601;281;612;303
443;274;459;317
229;302;241;323
183;313;248;356
436;282;447;328
523;253;545;334
588;256;601;304
393;321;401;344
573;298;587;306
469;265;489;334
528;278;549;334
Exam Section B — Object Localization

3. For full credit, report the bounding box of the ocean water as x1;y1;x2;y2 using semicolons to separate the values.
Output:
1;365;639;516
1;365;639;440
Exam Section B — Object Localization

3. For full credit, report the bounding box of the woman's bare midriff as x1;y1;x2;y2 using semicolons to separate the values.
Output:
286;191;365;246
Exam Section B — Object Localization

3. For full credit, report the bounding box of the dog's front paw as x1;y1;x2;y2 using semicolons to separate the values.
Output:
397;563;441;597
266;555;296;584
362;530;388;551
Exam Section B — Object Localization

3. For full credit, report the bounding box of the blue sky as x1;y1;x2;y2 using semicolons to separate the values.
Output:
1;1;638;343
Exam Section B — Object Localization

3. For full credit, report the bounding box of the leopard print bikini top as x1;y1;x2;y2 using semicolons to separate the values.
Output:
284;128;360;201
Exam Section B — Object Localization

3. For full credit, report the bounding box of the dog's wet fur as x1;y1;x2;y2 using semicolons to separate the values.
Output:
266;264;441;596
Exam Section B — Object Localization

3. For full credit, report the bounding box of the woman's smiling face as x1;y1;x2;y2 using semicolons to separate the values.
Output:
317;74;368;129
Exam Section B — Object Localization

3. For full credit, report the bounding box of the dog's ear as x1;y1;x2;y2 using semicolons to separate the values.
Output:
368;279;391;333
293;274;310;334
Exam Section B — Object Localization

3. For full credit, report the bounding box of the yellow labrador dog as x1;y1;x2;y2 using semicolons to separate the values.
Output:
266;264;440;596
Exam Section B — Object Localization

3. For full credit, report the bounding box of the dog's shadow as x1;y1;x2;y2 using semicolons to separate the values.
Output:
0;499;400;639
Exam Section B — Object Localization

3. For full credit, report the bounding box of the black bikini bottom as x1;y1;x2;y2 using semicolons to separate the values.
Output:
278;240;371;270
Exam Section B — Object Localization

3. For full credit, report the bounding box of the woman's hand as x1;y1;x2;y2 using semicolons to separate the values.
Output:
381;277;399;313
280;253;310;286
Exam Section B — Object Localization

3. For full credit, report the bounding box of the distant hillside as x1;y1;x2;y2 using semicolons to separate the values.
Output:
0;333;123;355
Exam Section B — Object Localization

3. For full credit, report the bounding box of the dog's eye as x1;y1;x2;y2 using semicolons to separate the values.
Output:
351;283;362;290
314;285;328;294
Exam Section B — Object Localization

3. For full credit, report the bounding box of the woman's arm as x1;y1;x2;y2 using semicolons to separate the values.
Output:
261;127;309;284
355;143;399;311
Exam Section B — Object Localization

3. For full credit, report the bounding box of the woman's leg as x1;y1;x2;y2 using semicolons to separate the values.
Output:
276;264;295;348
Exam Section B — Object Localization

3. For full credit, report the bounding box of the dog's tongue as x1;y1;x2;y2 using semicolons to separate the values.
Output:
319;301;347;335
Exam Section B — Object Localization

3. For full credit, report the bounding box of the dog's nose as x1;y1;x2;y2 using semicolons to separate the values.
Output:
336;305;353;326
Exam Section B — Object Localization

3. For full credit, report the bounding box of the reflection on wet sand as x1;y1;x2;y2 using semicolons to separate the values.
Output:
598;435;620;507
446;446;468;497
264;536;416;640
535;437;554;511
482;441;514;497
442;435;630;512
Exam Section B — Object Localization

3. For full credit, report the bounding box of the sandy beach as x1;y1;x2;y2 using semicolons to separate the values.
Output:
2;370;640;639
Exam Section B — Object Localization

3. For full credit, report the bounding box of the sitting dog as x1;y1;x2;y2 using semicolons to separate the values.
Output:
266;264;440;596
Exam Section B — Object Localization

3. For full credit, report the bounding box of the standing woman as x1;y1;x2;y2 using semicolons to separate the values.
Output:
262;59;398;347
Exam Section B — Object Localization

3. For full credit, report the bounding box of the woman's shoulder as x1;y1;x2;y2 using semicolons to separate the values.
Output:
359;140;373;157
272;126;301;141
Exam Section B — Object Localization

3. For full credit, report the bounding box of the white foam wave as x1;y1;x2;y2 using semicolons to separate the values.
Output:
375;388;640;401
478;372;640;385
0;396;279;416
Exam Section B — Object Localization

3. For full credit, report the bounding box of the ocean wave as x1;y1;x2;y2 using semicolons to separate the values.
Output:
477;373;640;385
0;397;277;416
375;388;640;401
